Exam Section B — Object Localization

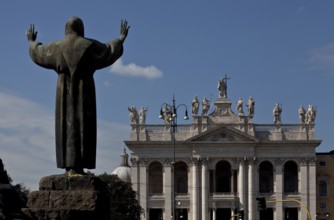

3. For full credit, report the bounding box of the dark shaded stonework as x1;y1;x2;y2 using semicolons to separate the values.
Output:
22;175;111;220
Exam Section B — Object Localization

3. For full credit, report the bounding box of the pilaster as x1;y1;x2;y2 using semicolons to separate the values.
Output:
308;158;316;220
238;158;246;211
201;158;209;220
139;159;148;219
163;159;172;220
300;158;308;220
191;157;199;220
274;158;283;220
248;158;256;220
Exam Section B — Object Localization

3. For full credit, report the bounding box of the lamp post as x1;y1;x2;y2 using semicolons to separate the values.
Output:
159;95;188;220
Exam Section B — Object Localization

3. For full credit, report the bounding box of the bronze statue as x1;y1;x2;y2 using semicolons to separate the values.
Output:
27;16;130;175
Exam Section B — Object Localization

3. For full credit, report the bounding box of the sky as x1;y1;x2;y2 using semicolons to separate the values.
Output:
0;1;334;190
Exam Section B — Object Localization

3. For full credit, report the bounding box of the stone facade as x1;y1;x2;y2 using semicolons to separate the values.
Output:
316;152;334;220
125;79;321;220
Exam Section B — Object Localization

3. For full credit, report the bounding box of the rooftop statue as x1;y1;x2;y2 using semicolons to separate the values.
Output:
27;17;130;175
128;106;139;124
218;74;230;98
192;96;199;115
236;98;244;116
201;97;210;116
247;97;255;116
139;106;148;124
298;105;306;124
273;102;282;124
305;105;317;124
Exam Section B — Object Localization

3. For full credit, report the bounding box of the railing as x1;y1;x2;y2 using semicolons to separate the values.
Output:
254;124;313;132
134;123;313;132
284;191;300;196
149;193;165;197
130;123;317;141
210;192;238;198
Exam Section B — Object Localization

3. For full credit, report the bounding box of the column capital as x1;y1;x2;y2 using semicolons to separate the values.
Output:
200;157;209;166
309;157;316;166
247;157;257;165
191;157;200;165
130;157;139;166
238;157;247;165
139;158;149;166
300;158;309;166
163;159;172;166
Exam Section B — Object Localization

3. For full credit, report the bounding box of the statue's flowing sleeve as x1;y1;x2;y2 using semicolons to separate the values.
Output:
90;38;124;70
29;41;62;71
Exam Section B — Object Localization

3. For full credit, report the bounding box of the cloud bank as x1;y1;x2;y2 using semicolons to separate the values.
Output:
0;90;129;190
109;59;163;79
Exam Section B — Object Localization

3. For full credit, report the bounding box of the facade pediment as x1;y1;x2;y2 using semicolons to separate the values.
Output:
186;125;258;142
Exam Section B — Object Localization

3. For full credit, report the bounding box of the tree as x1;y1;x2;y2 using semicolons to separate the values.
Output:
97;173;143;220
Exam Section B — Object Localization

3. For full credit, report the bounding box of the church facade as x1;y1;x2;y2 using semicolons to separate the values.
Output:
124;78;321;220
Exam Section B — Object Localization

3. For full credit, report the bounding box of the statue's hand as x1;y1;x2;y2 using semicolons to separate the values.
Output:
120;20;130;43
26;24;37;42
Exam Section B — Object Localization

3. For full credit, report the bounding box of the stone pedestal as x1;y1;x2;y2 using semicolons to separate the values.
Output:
22;175;111;220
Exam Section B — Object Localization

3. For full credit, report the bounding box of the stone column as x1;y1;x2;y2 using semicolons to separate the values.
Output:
201;158;208;220
130;158;139;194
231;169;235;194
274;159;283;220
238;158;246;211
231;208;235;219
248;158;256;220
164;160;173;220
300;158;308;220
191;158;199;220
308;158;316;220
139;159;148;219
212;206;216;220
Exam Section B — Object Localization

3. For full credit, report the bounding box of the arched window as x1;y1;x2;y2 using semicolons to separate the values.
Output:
284;161;298;193
319;180;328;197
174;162;188;194
148;162;163;194
259;161;274;193
215;161;232;193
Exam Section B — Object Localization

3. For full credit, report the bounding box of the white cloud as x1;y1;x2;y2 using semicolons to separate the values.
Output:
0;90;129;190
109;59;163;79
308;42;334;72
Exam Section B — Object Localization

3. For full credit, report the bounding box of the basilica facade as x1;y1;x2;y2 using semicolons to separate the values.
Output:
124;78;321;220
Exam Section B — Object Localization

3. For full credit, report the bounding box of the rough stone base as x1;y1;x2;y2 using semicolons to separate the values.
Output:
22;175;111;220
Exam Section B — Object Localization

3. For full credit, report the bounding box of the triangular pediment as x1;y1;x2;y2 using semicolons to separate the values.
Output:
186;125;258;142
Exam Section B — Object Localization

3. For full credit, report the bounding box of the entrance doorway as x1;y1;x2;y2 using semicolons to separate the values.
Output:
149;209;163;220
285;208;298;220
259;208;273;220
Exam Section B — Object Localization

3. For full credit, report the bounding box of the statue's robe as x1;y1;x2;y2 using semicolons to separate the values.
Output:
29;34;123;169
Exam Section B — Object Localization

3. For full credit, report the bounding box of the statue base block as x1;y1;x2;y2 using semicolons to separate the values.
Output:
22;175;110;220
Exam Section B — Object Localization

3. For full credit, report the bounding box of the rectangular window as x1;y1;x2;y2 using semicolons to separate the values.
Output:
319;181;328;197
320;203;327;209
319;161;326;167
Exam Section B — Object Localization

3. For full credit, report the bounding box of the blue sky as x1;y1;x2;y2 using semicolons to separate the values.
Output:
1;1;333;190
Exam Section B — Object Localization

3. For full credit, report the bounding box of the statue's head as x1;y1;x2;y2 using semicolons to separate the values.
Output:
65;16;84;37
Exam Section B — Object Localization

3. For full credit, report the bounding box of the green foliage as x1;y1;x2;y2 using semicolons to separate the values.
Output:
97;172;143;220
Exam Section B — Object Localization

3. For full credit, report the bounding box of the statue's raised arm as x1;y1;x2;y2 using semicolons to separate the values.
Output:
26;24;38;42
120;20;130;43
